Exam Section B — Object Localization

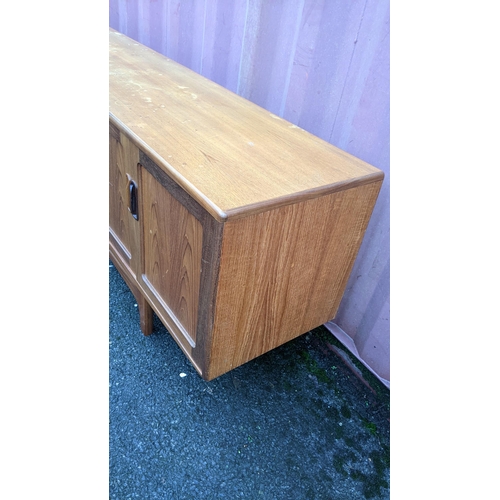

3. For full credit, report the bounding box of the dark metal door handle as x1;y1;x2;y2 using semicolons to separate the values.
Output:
128;178;139;220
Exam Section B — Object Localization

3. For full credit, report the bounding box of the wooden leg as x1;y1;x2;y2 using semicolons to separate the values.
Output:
138;293;153;336
109;250;154;336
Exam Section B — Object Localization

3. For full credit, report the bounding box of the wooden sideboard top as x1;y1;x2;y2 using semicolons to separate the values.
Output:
109;28;383;222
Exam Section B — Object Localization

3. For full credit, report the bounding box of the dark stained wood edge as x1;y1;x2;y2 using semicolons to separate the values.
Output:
193;212;224;380
109;121;120;141
139;150;224;378
140;150;214;224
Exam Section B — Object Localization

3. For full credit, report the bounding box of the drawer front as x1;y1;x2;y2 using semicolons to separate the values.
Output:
140;166;203;346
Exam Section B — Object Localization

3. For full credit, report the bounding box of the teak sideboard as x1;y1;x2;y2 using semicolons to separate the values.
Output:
109;28;384;381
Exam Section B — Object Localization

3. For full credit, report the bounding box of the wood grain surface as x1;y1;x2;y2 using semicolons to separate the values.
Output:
141;167;203;345
138;151;225;376
109;122;141;279
207;180;382;379
109;26;386;381
109;28;383;222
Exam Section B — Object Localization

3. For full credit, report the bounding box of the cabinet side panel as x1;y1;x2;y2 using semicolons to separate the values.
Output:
141;167;203;344
208;181;382;379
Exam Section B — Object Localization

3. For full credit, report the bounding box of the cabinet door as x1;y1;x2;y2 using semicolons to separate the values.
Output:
109;123;141;278
139;166;203;351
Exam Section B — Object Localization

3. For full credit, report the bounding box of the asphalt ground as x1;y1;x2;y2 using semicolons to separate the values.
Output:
109;261;390;499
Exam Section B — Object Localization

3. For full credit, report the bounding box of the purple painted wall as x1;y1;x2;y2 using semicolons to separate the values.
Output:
109;0;390;386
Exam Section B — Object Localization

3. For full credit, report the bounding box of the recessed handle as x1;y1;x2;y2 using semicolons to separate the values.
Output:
128;178;139;220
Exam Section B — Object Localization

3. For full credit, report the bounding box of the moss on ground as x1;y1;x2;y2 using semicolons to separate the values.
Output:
292;326;390;498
